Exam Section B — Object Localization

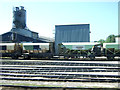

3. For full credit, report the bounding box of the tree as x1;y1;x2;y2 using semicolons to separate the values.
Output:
105;34;116;43
97;39;105;44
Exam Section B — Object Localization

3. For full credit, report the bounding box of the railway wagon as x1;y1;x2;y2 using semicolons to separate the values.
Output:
0;43;54;59
58;42;100;59
22;43;54;59
85;43;120;60
103;43;120;59
0;43;23;59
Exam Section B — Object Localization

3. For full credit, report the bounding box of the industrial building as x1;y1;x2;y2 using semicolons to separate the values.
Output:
55;24;90;54
0;6;53;43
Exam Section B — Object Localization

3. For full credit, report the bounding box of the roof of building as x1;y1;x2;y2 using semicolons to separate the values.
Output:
55;24;90;26
0;31;54;43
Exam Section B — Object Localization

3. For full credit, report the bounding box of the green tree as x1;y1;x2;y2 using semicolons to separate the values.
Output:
105;34;116;43
98;39;105;44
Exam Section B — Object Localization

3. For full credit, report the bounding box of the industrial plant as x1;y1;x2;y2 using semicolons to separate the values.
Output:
0;6;52;43
0;5;120;89
0;6;120;59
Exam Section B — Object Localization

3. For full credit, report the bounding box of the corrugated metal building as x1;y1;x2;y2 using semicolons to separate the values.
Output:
55;24;90;54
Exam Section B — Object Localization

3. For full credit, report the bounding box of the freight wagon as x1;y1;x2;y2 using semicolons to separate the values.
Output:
22;43;54;59
89;43;120;60
0;43;54;59
103;43;120;59
58;42;99;59
0;43;23;59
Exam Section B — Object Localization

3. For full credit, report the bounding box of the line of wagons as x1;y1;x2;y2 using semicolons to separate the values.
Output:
0;42;120;60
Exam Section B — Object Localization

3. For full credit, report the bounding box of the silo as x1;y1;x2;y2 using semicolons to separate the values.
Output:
13;6;26;29
55;24;90;54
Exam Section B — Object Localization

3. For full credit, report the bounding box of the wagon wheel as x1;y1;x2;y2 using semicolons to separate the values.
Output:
90;55;95;60
89;53;95;60
11;54;18;59
23;54;30;60
107;56;114;60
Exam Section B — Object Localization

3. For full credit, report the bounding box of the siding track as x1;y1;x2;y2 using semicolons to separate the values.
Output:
1;59;120;88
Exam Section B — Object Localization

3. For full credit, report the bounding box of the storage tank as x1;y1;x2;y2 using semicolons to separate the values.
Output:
55;24;90;54
13;6;26;29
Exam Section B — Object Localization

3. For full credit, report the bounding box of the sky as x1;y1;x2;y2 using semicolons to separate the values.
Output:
0;0;119;42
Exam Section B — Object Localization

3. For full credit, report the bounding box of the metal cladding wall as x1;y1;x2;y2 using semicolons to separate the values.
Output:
55;24;90;54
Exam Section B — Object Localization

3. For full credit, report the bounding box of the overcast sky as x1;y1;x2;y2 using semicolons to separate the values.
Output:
0;0;119;41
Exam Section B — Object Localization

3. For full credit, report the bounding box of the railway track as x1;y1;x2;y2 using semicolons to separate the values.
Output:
1;57;120;61
0;59;120;88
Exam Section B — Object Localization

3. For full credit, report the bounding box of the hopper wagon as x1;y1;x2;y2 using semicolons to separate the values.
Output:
102;43;120;59
58;42;100;59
